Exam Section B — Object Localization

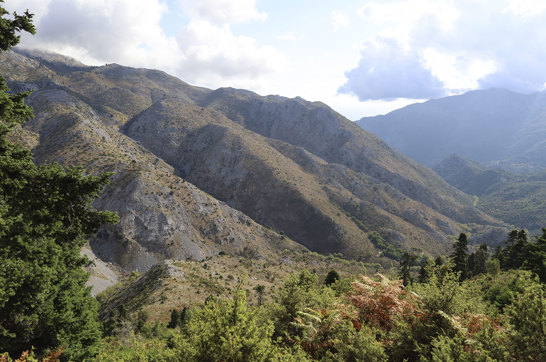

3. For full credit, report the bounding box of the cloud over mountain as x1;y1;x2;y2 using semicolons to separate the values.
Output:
341;0;546;100
7;0;284;88
338;38;446;100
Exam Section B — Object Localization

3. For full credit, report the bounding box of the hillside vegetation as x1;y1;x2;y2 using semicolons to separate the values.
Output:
434;154;546;234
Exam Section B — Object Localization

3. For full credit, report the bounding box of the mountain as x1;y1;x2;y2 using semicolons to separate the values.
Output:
433;154;513;196
357;88;546;172
433;154;546;234
1;49;505;278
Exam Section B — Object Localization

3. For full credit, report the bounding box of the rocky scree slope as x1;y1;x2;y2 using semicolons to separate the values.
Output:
2;49;504;269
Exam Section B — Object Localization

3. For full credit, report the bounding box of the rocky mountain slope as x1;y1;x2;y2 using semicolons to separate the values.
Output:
1;49;505;276
434;154;546;234
2;49;303;278
358;88;546;172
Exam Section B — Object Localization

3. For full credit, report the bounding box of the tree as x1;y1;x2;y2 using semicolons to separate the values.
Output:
253;285;265;306
493;228;545;282
468;243;488;277
418;257;434;283
324;270;340;286
451;233;469;281
0;3;118;359
167;309;180;329
526;228;546;282
399;252;417;286
175;284;282;361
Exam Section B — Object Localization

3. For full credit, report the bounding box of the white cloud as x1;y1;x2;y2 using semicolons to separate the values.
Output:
11;0;175;68
275;31;302;42
178;0;267;24
421;48;498;91
175;19;286;85
344;0;546;100
504;0;546;17
357;0;459;45
5;0;284;88
331;11;349;32
4;0;52;24
338;38;446;100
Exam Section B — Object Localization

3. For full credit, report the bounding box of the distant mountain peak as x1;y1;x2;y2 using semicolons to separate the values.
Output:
358;88;546;170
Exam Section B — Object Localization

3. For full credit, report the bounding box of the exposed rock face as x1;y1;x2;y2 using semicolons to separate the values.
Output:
1;49;506;270
2;51;304;273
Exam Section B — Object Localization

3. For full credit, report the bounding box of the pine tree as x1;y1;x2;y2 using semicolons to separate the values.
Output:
399;252;417;286
0;3;118;359
469;243;488;277
451;233;469;281
254;284;266;306
324;270;340;286
526;228;546;282
168;309;180;329
418;257;434;283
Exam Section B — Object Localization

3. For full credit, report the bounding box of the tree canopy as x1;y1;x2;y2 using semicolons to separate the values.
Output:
0;2;118;359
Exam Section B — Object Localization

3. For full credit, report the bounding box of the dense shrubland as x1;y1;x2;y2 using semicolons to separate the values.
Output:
94;249;544;361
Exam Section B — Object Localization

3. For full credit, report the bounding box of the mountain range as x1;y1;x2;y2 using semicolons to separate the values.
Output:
433;154;546;235
358;88;546;172
1;49;505;290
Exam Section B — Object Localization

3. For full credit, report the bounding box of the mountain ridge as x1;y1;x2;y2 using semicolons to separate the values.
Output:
358;88;546;172
2;48;507;276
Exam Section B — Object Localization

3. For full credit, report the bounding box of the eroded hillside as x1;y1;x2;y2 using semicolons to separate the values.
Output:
1;49;506;275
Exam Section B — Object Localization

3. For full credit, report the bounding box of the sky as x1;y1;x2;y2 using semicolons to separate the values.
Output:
5;0;546;120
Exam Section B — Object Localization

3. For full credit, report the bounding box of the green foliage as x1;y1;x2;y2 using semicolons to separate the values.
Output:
253;284;266;306
0;1;35;53
172;284;282;361
485;258;500;278
97;334;178;362
399;252;417;286
270;270;334;342
418;257;434;283
368;231;404;260
505;278;546;360
495;228;546;282
323;270;340;286
93;265;546;361
468;243;488;277
0;3;118;359
450;233;469;281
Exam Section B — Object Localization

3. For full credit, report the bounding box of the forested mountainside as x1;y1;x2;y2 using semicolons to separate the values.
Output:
434;154;546;234
358;88;546;172
1;49;505;274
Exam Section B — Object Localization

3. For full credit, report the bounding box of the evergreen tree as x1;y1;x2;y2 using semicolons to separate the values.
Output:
418;257;434;283
176;283;282;361
399;252;417;286
526;228;546;282
168;309;180;329
496;228;546;282
468;243;488;277
451;233;469;281
253;284;265;306
324;270;340;286
0;3;118;359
